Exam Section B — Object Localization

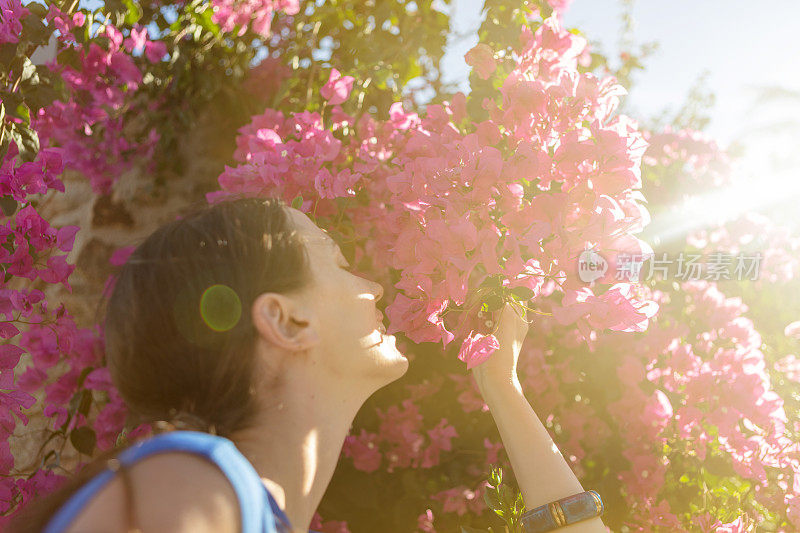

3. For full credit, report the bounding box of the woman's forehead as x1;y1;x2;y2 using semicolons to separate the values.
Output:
287;208;337;248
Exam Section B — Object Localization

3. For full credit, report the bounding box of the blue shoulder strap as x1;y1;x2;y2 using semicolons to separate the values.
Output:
43;430;278;533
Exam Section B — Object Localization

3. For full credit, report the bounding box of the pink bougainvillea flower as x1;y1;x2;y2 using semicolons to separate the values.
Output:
546;0;574;15
123;26;149;54
144;40;168;63
787;494;800;528
784;320;800;339
342;429;382;473
104;25;124;50
484;438;503;464
416;509;435;533
0;0;30;44
109;245;137;267
464;43;496;80
775;354;800;382
320;69;355;105
421;419;458;468
457;330;500;369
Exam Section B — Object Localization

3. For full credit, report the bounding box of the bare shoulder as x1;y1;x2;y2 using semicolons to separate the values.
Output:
64;452;241;533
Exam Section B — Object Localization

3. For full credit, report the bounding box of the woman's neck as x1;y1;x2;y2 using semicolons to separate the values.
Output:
228;374;366;532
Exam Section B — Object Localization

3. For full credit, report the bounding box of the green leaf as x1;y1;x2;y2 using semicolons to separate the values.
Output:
484;293;504;312
70;426;97;455
194;4;221;37
499;484;516;505
291;195;304;209
482;276;503;289
14;102;30;125
42;449;60;470
78;390;93;417
0;43;15;66
115;429;129;448
484;489;502;513
8;122;40;162
0;196;18;217
25;2;48;18
488;465;503;486
510;286;535;301
76;366;95;388
24;84;62;113
122;0;143;25
21;11;49;43
20;57;39;85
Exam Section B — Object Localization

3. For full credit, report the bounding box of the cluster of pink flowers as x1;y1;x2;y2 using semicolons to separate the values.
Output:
343;397;458;473
210;0;300;38
775;322;800;382
0;4;162;517
310;512;352;533
502;277;799;530
212;16;658;370
687;211;800;283
0;144;75;290
641;127;731;206
32;6;162;194
643;128;729;179
0;141;127;522
0;0;29;44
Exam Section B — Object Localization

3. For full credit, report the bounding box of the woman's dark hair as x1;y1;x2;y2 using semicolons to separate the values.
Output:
11;196;311;531
105;195;311;436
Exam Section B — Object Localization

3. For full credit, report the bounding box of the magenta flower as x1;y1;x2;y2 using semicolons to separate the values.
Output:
785;320;800;339
123;26;149;54
0;0;30;45
775;354;800;382
342;429;382;473
144;40;167;63
457;330;500;370
320;69;355;105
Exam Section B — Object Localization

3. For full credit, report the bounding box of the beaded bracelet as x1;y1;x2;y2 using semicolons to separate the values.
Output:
520;490;603;533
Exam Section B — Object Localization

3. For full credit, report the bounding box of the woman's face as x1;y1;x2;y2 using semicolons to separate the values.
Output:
284;207;408;386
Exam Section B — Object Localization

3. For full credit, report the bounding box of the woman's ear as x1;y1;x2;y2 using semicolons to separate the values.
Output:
251;293;320;350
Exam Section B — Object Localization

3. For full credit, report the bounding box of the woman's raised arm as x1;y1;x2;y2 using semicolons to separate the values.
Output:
471;303;606;532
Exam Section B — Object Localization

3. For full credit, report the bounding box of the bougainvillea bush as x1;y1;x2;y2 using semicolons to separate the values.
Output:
2;0;799;531
210;14;659;366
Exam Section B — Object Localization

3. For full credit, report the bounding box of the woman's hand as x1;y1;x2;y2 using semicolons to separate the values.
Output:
471;301;529;395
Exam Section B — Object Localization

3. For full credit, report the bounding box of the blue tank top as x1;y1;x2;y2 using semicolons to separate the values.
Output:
43;430;312;533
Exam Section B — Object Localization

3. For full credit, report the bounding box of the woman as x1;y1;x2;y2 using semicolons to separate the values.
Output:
14;197;605;532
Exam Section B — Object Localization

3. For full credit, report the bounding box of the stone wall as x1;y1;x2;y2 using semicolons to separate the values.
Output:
11;102;241;474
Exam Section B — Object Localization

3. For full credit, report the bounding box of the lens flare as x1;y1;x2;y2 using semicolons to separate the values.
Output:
199;284;242;332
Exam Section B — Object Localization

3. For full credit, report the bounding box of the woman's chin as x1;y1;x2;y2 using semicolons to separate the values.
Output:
371;332;409;379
